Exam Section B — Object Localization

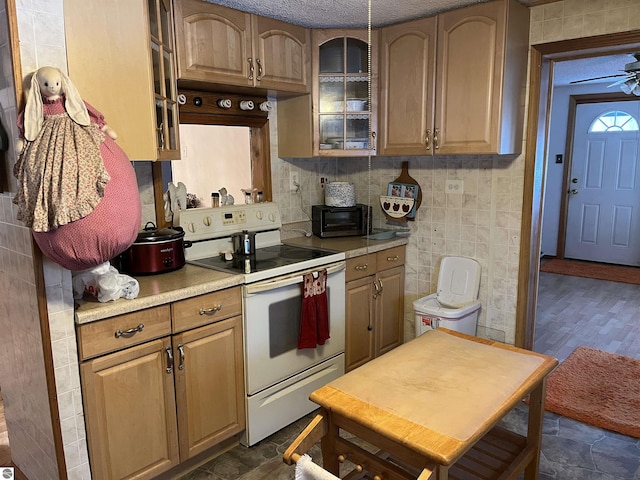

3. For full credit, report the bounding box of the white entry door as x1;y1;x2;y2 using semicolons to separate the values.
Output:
565;101;640;266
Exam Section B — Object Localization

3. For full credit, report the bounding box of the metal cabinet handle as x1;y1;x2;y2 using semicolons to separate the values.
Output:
115;323;144;338
355;264;368;271
256;58;263;80
177;344;185;370
199;304;222;316
425;129;432;150
376;278;383;295
247;57;254;80
434;128;440;150
386;255;399;262
370;131;376;151
165;346;173;374
373;279;381;299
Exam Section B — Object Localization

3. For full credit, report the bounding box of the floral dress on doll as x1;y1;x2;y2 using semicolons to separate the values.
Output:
13;96;110;232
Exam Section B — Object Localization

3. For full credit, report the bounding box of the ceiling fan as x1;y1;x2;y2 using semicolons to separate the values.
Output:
570;52;640;95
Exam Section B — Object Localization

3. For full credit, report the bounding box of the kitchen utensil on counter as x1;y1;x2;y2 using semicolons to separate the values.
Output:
118;222;190;275
231;230;257;272
232;230;256;256
324;182;356;207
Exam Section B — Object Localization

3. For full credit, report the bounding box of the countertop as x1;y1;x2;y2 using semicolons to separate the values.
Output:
74;265;243;324
74;236;408;325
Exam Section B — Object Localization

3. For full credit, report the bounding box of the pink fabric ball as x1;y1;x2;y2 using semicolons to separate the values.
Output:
32;136;141;271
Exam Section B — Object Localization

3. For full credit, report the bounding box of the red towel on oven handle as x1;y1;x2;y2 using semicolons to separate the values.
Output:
298;271;318;349
297;269;329;349
315;269;329;345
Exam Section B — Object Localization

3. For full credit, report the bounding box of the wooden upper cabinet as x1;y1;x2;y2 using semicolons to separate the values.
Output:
277;29;378;158
378;16;437;156
64;0;180;161
174;0;310;93
253;15;310;92
378;0;529;156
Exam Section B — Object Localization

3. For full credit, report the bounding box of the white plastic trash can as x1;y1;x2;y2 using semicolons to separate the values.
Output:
414;256;482;336
414;294;481;336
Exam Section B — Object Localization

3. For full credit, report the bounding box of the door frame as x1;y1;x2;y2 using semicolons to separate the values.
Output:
516;31;640;349
556;93;637;260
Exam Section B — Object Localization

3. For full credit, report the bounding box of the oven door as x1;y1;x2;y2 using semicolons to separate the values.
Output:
243;261;346;395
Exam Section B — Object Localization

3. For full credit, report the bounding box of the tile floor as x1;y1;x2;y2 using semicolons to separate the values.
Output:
176;269;640;480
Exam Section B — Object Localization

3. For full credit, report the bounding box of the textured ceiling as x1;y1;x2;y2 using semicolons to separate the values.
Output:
204;0;539;28
553;54;637;87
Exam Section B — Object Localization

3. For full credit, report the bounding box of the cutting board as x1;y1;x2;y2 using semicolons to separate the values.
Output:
384;161;421;221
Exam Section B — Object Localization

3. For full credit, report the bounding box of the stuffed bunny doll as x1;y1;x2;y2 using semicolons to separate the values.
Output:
14;66;141;272
16;66;117;151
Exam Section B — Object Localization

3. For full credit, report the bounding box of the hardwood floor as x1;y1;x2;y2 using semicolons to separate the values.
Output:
534;270;640;362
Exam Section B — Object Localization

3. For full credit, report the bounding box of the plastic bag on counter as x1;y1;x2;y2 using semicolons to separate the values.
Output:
72;261;140;302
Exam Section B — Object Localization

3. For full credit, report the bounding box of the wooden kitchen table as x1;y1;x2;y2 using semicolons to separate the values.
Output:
285;328;557;480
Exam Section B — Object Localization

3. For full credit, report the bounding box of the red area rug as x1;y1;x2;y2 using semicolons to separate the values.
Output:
540;258;640;285
544;346;640;438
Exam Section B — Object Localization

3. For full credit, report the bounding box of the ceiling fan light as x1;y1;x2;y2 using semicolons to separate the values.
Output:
620;78;637;94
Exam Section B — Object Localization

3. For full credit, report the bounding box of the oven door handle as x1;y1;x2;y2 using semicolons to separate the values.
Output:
244;261;346;294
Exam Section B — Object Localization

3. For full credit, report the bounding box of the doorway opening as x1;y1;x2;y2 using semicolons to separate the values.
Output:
518;32;640;350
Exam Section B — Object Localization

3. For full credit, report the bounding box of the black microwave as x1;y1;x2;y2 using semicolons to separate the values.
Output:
312;204;372;238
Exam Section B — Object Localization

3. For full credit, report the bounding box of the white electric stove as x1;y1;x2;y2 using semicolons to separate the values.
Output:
174;203;346;446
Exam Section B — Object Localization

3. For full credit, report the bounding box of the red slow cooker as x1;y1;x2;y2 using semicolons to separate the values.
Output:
119;222;190;275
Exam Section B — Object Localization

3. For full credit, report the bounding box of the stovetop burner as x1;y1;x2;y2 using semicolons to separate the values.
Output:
188;244;341;277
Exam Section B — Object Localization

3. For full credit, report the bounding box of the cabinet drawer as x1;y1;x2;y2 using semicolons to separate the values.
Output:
172;287;242;333
77;306;171;360
376;246;405;271
346;254;377;282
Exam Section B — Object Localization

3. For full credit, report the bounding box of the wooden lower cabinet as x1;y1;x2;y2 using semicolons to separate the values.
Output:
173;316;245;459
81;338;180;480
79;290;245;480
345;246;405;372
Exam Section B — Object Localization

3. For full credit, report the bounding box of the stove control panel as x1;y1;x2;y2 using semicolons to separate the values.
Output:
175;202;282;241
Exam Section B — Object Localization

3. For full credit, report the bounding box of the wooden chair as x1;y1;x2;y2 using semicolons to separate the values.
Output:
283;412;434;480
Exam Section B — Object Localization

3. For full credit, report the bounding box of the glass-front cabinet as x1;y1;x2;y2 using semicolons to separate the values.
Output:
149;0;180;160
314;30;377;156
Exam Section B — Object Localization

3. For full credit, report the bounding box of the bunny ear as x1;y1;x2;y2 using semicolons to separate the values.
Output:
60;72;90;126
23;71;44;141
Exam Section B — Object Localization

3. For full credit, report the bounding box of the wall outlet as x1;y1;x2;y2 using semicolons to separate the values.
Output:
290;171;300;191
446;179;464;194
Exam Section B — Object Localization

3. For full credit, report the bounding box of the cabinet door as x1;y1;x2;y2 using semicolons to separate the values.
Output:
65;0;179;161
435;0;505;154
81;338;179;480
345;276;374;372
378;16;436;156
252;15;310;93
375;265;405;357
174;0;253;87
150;0;181;160
313;29;378;157
173;316;245;459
